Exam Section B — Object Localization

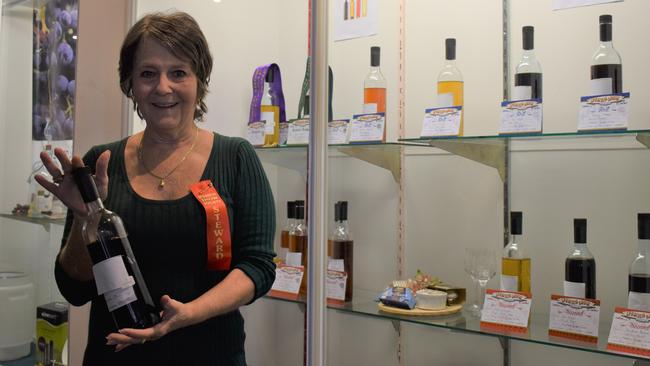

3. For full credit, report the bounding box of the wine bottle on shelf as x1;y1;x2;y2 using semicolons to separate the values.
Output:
288;200;308;294
564;219;596;299
437;38;464;135
328;201;354;301
279;201;296;263
590;14;622;95
261;68;280;147
28;144;54;218
628;214;650;311
363;46;387;142
72;166;160;330
501;211;531;293
514;26;542;100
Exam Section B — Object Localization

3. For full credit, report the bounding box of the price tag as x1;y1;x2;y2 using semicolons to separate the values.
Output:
279;122;289;145
578;93;630;132
286;119;310;145
246;121;265;147
349;113;385;143
328;120;349;144
548;295;600;343
326;270;347;303
499;99;543;135
420;106;462;137
269;264;304;300
607;307;650;358
480;289;532;333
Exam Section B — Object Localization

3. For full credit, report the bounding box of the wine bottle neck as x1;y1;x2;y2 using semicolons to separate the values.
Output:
638;239;650;254
85;198;104;214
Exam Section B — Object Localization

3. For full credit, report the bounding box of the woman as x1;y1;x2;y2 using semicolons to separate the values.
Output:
36;12;276;365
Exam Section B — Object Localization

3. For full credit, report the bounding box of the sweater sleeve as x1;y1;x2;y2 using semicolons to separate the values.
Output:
230;139;276;302
53;146;103;306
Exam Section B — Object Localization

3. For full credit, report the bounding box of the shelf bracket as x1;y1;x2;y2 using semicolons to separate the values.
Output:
337;145;402;183
498;337;510;366
390;319;401;333
634;360;650;366
427;140;507;182
255;149;308;180
636;133;650;149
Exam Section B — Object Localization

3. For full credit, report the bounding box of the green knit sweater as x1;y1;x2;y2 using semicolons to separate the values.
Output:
55;133;276;366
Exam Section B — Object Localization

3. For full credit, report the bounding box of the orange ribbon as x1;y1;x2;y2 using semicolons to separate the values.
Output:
190;180;232;271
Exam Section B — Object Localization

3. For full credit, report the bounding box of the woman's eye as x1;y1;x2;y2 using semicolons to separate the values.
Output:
172;70;187;78
140;70;155;78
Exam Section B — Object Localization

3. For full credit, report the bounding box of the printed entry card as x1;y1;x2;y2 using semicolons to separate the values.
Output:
420;106;462;137
328;120;349;145
349;113;385;143
499;99;543;135
480;289;532;333
269;264;304;300
607;307;650;358
246;121;265;147
286;119;310;145
326;270;347;303
548;295;600;343
578;93;630;132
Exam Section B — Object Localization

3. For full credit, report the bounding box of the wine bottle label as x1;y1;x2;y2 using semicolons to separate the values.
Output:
328;258;345;272
104;279;137;312
190;180;232;271
563;280;586;298
628;291;650;312
590;78;613;95
362;103;377;113
261;109;277;134
500;275;518;292
286;252;302;267
92;256;134;295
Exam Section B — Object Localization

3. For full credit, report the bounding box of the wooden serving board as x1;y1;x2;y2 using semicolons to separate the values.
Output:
378;303;463;316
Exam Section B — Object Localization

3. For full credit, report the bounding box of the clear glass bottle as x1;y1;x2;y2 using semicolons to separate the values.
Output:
628;214;650;311
363;46;387;141
279;201;296;263
564;219;596;299
501;211;531;293
261;68;280;147
28;144;54;218
328;201;354;301
591;14;622;94
514;26;542;100
437;38;464;135
288;200;308;294
72;166;160;329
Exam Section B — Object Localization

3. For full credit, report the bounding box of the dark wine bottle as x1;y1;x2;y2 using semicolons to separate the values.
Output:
628;214;650;311
590;15;622;94
564;219;596;299
328;201;354;301
72;166;160;330
514;26;542;100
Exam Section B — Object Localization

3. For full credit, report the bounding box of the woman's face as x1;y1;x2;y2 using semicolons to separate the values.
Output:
132;38;198;131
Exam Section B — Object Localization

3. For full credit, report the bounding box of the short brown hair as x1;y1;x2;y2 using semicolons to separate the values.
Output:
119;12;213;122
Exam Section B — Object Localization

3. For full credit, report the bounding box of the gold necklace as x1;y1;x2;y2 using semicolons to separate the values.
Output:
137;126;199;188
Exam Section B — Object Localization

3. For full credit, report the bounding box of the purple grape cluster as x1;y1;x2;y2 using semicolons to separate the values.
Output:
32;0;78;141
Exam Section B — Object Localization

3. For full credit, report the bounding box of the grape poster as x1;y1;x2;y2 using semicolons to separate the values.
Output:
32;0;78;141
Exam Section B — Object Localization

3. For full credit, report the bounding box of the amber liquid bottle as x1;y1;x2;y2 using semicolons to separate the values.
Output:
363;46;387;142
261;68;280;147
501;212;531;293
279;201;296;263
328;201;354;301
437;38;464;135
289;201;308;294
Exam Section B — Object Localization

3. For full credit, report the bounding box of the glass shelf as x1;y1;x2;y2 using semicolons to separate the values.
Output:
266;289;645;361
0;213;65;230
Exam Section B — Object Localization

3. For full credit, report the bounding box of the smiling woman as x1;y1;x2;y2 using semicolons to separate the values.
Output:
35;11;276;366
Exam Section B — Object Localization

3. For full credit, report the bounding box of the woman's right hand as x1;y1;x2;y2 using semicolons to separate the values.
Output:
34;148;111;216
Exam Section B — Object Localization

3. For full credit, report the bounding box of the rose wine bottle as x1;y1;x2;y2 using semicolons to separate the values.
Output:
628;214;650;311
514;26;542;100
261;68;280;147
564;219;596;299
328;201;354;301
72;166;160;330
501;212;531;293
590;14;622;94
437;38;464;135
363;46;387;142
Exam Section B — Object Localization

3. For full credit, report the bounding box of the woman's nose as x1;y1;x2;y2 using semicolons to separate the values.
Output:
155;74;173;94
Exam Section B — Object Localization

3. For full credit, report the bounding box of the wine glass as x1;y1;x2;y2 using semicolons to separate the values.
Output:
464;248;497;316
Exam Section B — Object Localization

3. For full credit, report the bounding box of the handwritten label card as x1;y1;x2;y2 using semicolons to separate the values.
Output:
287;119;310;145
499;99;543;135
349;113;385;143
420;106;462;137
328;120;349;145
480;289;532;332
326;270;348;303
548;295;600;342
578;93;630;132
279;122;289;145
246;122;265;147
607;307;650;358
269;264;304;300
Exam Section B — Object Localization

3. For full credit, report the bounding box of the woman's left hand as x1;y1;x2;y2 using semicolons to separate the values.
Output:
106;295;195;352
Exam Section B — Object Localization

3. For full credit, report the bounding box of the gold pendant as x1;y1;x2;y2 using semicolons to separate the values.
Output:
159;179;165;188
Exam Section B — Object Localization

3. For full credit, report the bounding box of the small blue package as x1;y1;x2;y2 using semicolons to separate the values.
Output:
379;287;416;310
